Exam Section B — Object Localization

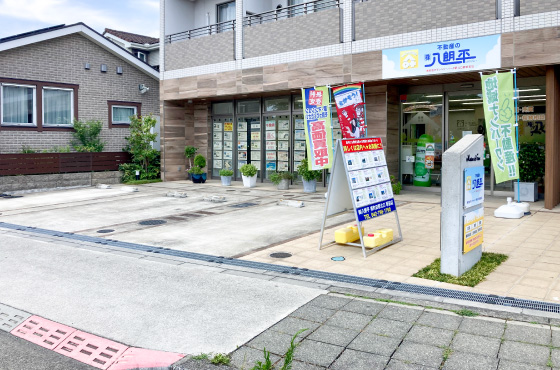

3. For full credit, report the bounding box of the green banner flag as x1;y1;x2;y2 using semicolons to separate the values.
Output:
481;72;519;184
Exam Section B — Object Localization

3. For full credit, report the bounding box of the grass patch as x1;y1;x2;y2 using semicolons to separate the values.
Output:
210;353;230;365
123;179;162;185
191;353;210;360
451;309;478;317
412;252;508;287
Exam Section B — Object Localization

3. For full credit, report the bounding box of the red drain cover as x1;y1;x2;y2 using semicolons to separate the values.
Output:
54;331;128;369
11;316;75;350
108;347;184;370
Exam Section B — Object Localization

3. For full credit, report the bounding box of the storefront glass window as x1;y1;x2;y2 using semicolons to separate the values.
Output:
212;116;234;178
264;97;290;112
237;100;260;114
237;116;261;179
264;115;291;179
212;102;233;115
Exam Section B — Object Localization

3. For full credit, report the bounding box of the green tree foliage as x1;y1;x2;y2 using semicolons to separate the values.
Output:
72;119;105;152
120;114;160;182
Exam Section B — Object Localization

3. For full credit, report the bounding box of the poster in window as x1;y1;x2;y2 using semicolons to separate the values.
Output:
295;141;306;151
213;132;222;141
252;160;261;169
213;141;223;150
213;151;222;159
266;141;276;150
251;131;261;141
238;132;247;141
237;122;247;131
278;162;289;171
265;120;276;131
278;141;289;151
238;151;247;160
266;131;276;140
214;159;223;169
266;151;276;161
294;161;301;169
278;151;289;161
295;119;305;130
224;132;233;141
213;122;223;131
332;118;340;128
223;151;233;160
224;141;233;150
294;151;306;161
279;120;290;130
238;160;247;168
224;122;233;132
224;160;233;170
251;123;260;130
278;131;289;140
251;151;261;161
251;141;261;149
266;162;277;171
238;141;247;150
295;130;306;140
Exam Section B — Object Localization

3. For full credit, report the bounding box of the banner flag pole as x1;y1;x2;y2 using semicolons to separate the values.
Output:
513;68;521;203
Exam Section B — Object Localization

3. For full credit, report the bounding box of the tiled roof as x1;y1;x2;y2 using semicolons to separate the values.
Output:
103;28;159;45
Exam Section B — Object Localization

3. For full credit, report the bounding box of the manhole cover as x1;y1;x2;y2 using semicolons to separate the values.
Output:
138;219;167;226
229;202;258;208
331;256;345;261
96;229;114;233
270;252;292;259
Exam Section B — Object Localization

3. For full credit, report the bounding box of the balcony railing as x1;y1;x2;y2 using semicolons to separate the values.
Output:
166;20;235;43
243;0;340;27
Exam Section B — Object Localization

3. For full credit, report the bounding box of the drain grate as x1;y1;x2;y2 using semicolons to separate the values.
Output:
0;303;31;332
229;202;258;208
96;229;114;234
270;252;292;258
108;347;184;370
138;220;167;226
54;331;128;369
11;316;75;350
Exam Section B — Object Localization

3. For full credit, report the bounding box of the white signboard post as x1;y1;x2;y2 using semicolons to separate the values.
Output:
319;138;403;258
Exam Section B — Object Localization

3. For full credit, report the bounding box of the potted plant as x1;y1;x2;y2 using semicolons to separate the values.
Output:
515;143;545;202
270;171;295;190
297;158;322;193
390;175;402;195
219;169;234;186
240;163;258;188
184;146;198;179
188;154;207;183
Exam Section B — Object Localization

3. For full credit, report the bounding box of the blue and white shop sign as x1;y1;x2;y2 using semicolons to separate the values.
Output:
382;35;501;79
464;166;485;208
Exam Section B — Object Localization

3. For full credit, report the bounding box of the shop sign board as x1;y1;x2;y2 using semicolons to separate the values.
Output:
332;83;367;139
302;86;334;170
481;71;519;184
464;166;485;208
382;34;501;79
464;208;484;254
425;142;435;169
224;122;233;132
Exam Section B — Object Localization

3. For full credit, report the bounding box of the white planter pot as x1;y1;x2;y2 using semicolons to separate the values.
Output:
514;181;538;202
302;179;317;193
242;174;257;188
221;175;232;186
277;179;290;190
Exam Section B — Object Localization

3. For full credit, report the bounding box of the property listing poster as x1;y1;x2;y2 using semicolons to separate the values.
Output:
332;83;367;139
342;138;396;221
302;86;334;170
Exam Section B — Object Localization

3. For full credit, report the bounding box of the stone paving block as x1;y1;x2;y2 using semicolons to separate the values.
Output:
290;360;326;370
308;295;351;310
246;330;303;356
289;305;336;323
498;341;550;366
341;299;386;316
552;328;560;347
386;359;438;369
504;322;551;346
348;331;401;356
458;317;506;338
551;348;560;368
330;348;389;370
377;304;423;323
324;310;372;331
230;346;281;369
417;311;462;331
443;351;499;370
498;359;550;370
293;339;344;368
392;342;444;368
271;317;320;338
451;332;501;357
306;324;360;347
404;325;454;347
364;318;413;338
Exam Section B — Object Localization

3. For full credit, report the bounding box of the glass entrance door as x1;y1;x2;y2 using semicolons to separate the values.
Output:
237;116;261;180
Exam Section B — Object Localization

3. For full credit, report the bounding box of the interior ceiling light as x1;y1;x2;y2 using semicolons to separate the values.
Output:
404;111;431;113
462;102;484;105
449;109;475;112
516;88;540;92
449;98;483;102
518;98;546;102
402;101;430;105
425;94;443;98
517;94;546;98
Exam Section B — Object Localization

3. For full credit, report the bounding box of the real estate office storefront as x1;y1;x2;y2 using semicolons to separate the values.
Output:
160;28;560;210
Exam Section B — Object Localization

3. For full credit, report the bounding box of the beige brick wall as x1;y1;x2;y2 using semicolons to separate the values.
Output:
165;32;235;70
521;0;560;15
0;33;159;153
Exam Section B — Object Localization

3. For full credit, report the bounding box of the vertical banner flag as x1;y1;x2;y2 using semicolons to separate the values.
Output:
332;83;367;139
302;86;334;170
480;72;519;183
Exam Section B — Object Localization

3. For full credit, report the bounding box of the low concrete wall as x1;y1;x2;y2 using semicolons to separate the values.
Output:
0;171;122;192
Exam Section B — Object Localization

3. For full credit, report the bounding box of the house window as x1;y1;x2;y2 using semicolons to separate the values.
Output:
136;51;147;62
1;83;36;126
108;101;141;128
217;1;236;23
43;87;73;126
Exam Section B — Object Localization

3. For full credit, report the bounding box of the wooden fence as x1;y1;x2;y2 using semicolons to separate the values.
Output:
0;152;131;176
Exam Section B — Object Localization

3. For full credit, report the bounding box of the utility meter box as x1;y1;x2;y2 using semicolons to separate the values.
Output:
441;134;485;276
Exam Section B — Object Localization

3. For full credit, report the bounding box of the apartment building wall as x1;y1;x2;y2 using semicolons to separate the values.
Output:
165;31;234;69
521;0;560;16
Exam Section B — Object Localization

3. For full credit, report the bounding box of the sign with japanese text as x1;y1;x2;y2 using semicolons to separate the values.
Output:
464;166;485;208
425;143;435;169
332;84;367;139
463;208;484;254
382;35;501;79
302;86;334;170
481;72;519;183
342;138;396;222
224;122;233;132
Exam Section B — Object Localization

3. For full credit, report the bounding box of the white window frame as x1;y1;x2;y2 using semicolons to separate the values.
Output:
111;105;137;125
0;83;37;126
136;51;147;62
42;86;74;127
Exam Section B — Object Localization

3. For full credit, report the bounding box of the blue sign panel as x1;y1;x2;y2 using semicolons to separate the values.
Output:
464;166;485;208
356;199;397;222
